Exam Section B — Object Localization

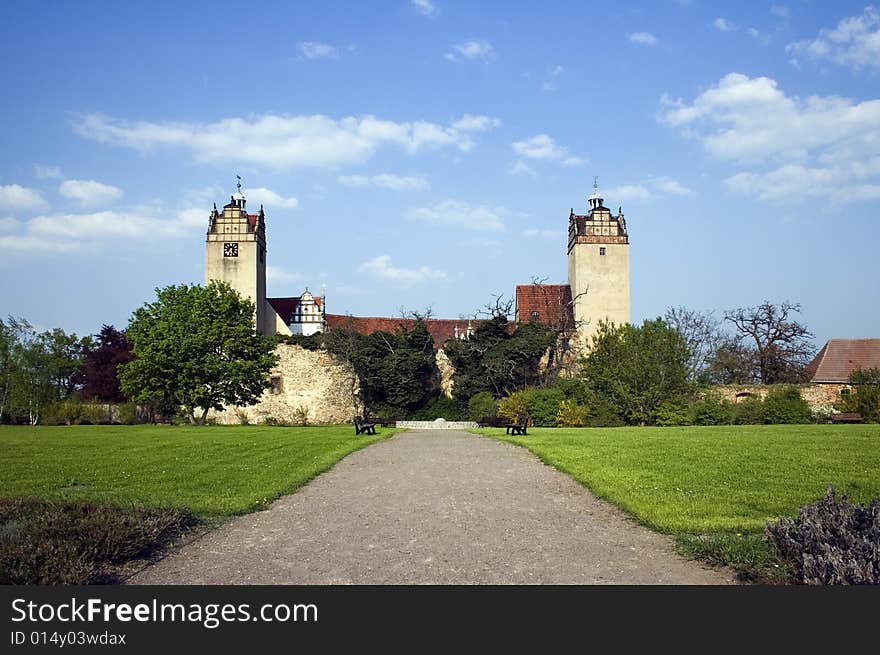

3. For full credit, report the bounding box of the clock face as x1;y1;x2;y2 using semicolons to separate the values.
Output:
224;242;239;258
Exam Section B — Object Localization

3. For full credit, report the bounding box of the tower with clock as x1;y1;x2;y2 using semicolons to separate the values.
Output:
566;178;630;346
205;180;270;333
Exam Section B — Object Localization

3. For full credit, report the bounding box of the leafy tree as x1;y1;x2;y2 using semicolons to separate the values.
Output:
467;391;497;421
724;301;815;384
762;386;811;424
664;306;724;383
444;316;555;405
578;318;691;426
840;368;880;423
119;282;278;424
324;317;438;417
75;325;133;403
704;337;759;384
0;317;88;424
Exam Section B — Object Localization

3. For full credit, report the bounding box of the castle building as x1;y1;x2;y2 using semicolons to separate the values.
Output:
516;179;630;348
566;179;630;345
208;178;630;350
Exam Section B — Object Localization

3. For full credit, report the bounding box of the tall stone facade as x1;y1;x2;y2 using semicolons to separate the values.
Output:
205;184;289;336
210;344;359;425
567;181;630;346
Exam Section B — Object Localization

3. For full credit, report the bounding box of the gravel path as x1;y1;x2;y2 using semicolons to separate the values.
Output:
129;430;734;584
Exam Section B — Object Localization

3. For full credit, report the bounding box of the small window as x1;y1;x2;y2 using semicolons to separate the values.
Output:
531;311;540;321
599;247;606;256
270;376;283;395
840;387;852;398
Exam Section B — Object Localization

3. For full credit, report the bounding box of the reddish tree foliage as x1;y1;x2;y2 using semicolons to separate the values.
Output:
75;325;133;403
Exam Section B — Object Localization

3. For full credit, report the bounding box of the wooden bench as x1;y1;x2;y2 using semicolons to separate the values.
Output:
830;412;864;424
506;415;531;436
354;415;377;435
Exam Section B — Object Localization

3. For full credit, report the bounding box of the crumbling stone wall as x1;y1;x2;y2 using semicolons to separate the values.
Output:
210;344;359;425
714;383;846;411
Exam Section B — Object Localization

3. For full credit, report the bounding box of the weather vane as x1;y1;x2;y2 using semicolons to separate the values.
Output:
593;175;599;192
236;174;242;194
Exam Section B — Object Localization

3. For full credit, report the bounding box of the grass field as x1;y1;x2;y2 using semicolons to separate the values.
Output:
478;424;880;534
0;425;388;516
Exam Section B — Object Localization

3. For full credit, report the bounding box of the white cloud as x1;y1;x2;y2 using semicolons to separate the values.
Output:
407;199;507;231
338;174;428;190
445;40;494;62
713;18;733;32
629;32;659;46
651;176;694;196
603;185;654;202
28;211;188;240
34;164;64;180
0;217;20;232
657;72;880;162
73;112;500;169
412;0;438;17
358;255;446;285
0;184;48;212
510;134;586;167
523;228;561;239
177;207;210;228
507;160;535;176
266;266;306;283
724;162;880;202
0;235;79;253
601;176;694;202
786;6;880;71
771;5;790;20
59;179;123;206
659;72;880;202
542;82;556;92
451;114;501;131
298;42;339;59
550;65;564;76
245;187;299;209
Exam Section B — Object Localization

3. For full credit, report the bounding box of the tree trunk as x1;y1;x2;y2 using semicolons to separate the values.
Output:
199;407;209;425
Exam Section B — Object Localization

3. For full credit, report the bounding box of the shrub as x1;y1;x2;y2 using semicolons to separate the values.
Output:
765;486;880;585
468;391;497;422
553;377;589;404
690;393;734;425
840;368;880;423
293;406;310;426
556;399;589;427
0;498;195;584
497;389;532;422
584;393;626;427
411;395;465;421
762;386;811;424
114;401;140;425
655;401;693;426
529;388;564;426
732;397;765;425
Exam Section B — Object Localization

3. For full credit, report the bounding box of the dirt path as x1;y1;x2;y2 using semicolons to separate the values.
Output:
129;430;734;584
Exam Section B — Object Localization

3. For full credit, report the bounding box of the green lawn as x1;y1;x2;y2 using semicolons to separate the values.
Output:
477;424;880;534
0;425;388;516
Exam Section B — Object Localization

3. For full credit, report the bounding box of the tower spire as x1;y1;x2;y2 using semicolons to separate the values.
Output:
588;175;604;211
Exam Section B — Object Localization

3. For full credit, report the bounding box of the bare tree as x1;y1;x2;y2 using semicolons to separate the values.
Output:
723;301;815;384
664;306;724;382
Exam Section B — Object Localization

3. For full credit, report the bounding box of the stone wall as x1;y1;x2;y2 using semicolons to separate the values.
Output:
713;383;847;411
210;344;359;425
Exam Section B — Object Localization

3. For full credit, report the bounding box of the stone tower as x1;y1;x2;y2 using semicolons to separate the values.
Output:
205;181;269;334
567;179;630;347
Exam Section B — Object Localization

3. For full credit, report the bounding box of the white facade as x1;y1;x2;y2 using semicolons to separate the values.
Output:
289;290;325;336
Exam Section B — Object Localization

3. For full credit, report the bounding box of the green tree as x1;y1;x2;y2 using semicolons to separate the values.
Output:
0;317;87;424
579;318;691;426
324;316;438;417
444;316;555;405
119;282;278;424
841;368;880;423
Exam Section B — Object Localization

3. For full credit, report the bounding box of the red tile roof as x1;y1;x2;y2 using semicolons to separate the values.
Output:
324;314;482;348
267;296;323;324
805;339;880;383
515;284;574;329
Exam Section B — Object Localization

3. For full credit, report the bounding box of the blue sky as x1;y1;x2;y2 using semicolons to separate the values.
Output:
1;0;878;348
